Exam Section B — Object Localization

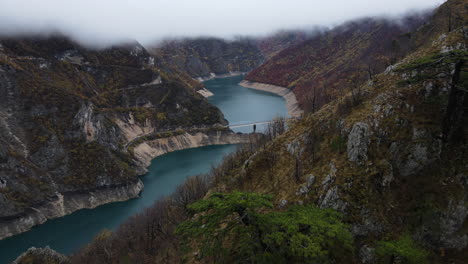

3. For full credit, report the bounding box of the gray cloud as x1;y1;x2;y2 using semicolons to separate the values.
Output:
0;0;444;47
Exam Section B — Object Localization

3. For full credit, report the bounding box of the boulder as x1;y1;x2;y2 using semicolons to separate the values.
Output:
319;186;347;212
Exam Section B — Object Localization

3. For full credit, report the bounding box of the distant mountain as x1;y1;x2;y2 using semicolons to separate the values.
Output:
246;14;433;112
148;37;264;79
256;30;310;59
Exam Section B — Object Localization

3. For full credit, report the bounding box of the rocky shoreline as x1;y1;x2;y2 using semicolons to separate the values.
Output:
133;131;255;171
0;130;252;240
239;80;303;118
197;87;215;98
0;179;144;240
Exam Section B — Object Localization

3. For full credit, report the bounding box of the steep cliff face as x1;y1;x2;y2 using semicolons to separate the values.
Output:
0;35;229;239
148;37;264;79
132;131;257;170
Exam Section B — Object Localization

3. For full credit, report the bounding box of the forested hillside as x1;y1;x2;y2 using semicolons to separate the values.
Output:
245;13;438;112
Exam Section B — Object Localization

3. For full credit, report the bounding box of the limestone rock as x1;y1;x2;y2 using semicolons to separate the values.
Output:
319;186;347;212
296;186;309;196
13;246;68;264
347;122;371;165
278;199;288;208
287;139;304;157
321;163;337;189
306;174;316;188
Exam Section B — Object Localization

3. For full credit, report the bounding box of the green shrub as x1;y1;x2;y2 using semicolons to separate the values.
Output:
375;234;429;264
176;191;353;263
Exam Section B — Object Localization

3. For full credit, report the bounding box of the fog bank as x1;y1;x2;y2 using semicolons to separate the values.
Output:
0;0;444;47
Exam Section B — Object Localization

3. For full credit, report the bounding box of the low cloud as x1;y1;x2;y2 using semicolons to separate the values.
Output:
0;0;444;47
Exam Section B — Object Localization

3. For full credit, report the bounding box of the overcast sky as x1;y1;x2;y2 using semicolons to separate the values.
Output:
0;0;444;47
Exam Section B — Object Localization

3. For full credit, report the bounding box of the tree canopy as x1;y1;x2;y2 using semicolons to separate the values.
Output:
176;191;353;263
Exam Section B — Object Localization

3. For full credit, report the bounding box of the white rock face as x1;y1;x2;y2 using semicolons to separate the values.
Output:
142;76;162;86
0;180;144;240
132;131;252;171
319;186;347;212
306;175;316;188
114;112;155;143
347;122;371;165
197;88;214;98
74;103;101;142
148;57;155;66
131;46;143;56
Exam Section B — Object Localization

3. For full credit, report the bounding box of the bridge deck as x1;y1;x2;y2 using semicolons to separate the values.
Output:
228;121;274;128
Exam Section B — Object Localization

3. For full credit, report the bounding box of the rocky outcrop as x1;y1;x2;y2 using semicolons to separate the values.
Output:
196;88;214;98
319;186;347;212
133;131;255;171
0;180;143;240
238;80;303;118
13;246;68;264
347;122;371;165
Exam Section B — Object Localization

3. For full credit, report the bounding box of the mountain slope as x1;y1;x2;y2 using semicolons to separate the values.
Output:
256;30;309;59
201;19;468;263
245;14;432;112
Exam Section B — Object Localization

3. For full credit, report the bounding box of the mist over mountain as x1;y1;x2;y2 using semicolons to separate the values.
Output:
0;0;443;47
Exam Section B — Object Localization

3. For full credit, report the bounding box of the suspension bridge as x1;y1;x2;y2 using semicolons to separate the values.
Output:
228;120;276;129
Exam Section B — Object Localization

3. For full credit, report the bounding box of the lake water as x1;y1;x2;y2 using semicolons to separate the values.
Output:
206;75;287;133
0;75;287;263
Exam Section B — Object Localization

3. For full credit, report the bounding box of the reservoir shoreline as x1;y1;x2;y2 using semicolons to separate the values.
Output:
239;80;303;118
0;131;250;241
